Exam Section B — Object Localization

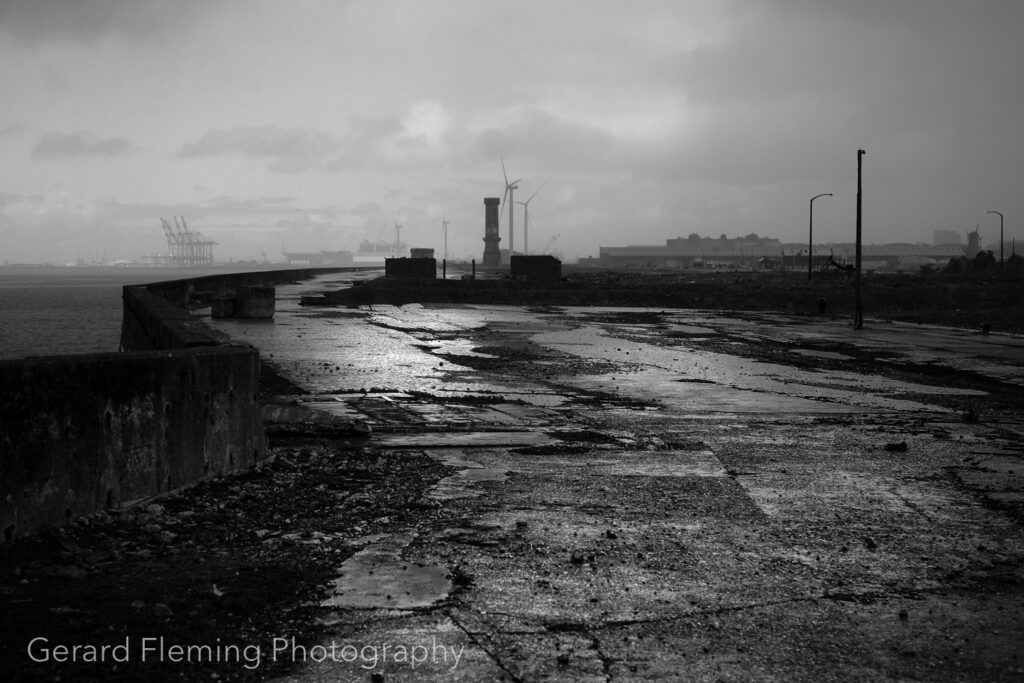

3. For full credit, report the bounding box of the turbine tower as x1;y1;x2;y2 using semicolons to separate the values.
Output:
442;215;451;261
500;157;522;261
515;182;546;254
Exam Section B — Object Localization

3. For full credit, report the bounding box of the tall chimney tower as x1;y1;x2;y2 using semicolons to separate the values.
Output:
483;197;501;266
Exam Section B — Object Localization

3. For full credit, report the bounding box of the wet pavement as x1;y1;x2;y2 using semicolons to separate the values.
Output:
206;273;1024;681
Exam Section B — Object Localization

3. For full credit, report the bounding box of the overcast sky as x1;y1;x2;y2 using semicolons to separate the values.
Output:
2;0;1021;264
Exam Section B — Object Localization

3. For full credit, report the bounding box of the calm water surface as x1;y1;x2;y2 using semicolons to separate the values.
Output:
0;267;236;359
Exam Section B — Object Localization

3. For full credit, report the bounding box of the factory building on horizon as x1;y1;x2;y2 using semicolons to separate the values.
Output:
589;233;972;271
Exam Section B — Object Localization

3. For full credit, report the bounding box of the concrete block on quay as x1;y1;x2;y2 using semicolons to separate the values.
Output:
234;286;275;319
385;257;437;279
511;254;561;282
211;295;236;318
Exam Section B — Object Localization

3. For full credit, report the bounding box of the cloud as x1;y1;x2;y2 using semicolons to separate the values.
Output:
328;102;465;172
180;126;340;173
31;131;133;159
476;108;621;172
1;123;28;138
324;116;402;172
0;0;217;43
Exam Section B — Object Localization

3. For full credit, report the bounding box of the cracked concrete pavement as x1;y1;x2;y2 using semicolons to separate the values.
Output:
207;273;1024;682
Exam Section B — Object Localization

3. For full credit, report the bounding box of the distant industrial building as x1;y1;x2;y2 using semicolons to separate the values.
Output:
596;235;783;268
354;239;408;265
282;250;353;266
592;235;968;272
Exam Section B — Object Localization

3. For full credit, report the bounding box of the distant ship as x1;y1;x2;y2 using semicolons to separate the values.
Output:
354;239;408;264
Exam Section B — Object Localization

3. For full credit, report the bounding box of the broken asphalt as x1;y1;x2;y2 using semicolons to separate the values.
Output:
4;271;1023;682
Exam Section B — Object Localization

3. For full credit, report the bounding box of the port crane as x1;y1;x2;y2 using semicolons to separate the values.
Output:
159;217;217;266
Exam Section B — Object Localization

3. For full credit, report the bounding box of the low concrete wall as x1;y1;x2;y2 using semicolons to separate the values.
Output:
2;267;371;541
145;267;368;307
121;286;227;351
0;347;262;540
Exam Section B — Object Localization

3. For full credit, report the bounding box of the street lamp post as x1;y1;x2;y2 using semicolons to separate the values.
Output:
986;210;1004;270
809;193;833;280
854;149;865;329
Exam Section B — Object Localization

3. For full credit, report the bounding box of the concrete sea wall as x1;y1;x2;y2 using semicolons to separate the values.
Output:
0;347;262;539
1;267;366;541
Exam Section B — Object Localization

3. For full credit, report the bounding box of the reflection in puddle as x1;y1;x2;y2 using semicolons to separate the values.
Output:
790;348;854;361
321;533;451;609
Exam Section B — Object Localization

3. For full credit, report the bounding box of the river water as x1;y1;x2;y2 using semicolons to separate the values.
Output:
0;266;236;360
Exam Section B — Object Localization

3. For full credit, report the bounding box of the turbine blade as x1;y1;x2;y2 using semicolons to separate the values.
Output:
501;157;509;185
527;181;546;203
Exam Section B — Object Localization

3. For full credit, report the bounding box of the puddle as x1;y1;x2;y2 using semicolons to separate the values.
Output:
208;285;1014;419
427;339;500;358
321;533;450;609
424;449;511;500
790;348;854;361
532;324;984;413
429;467;509;500
668;324;716;335
375;430;557;448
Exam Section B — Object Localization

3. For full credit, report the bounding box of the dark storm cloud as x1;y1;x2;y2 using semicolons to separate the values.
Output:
31;131;133;159
0;0;215;42
648;0;1024;199
180;126;340;173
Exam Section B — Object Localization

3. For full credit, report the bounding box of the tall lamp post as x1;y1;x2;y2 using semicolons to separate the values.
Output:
809;193;833;280
986;210;1004;270
854;149;865;329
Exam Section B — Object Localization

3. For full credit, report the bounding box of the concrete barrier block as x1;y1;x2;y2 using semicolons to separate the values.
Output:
235;286;275;319
211;295;236;319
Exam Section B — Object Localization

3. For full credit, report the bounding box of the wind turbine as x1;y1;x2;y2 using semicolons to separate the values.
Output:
499;157;522;260
515;182;546;254
442;214;451;261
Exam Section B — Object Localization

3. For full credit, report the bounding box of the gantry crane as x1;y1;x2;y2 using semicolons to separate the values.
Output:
159;216;217;266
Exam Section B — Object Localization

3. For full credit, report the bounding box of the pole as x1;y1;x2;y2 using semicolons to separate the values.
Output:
442;217;450;261
809;193;833;280
508;187;515;260
524;206;528;254
987;211;1004;271
855;150;865;329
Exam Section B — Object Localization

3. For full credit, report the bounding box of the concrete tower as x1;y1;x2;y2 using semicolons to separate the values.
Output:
483;197;501;266
967;229;980;259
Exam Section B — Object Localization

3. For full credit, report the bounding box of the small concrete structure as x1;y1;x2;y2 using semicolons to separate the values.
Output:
410;248;435;259
235;286;275;318
385;257;437;279
211;295;236;318
511;254;561;282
